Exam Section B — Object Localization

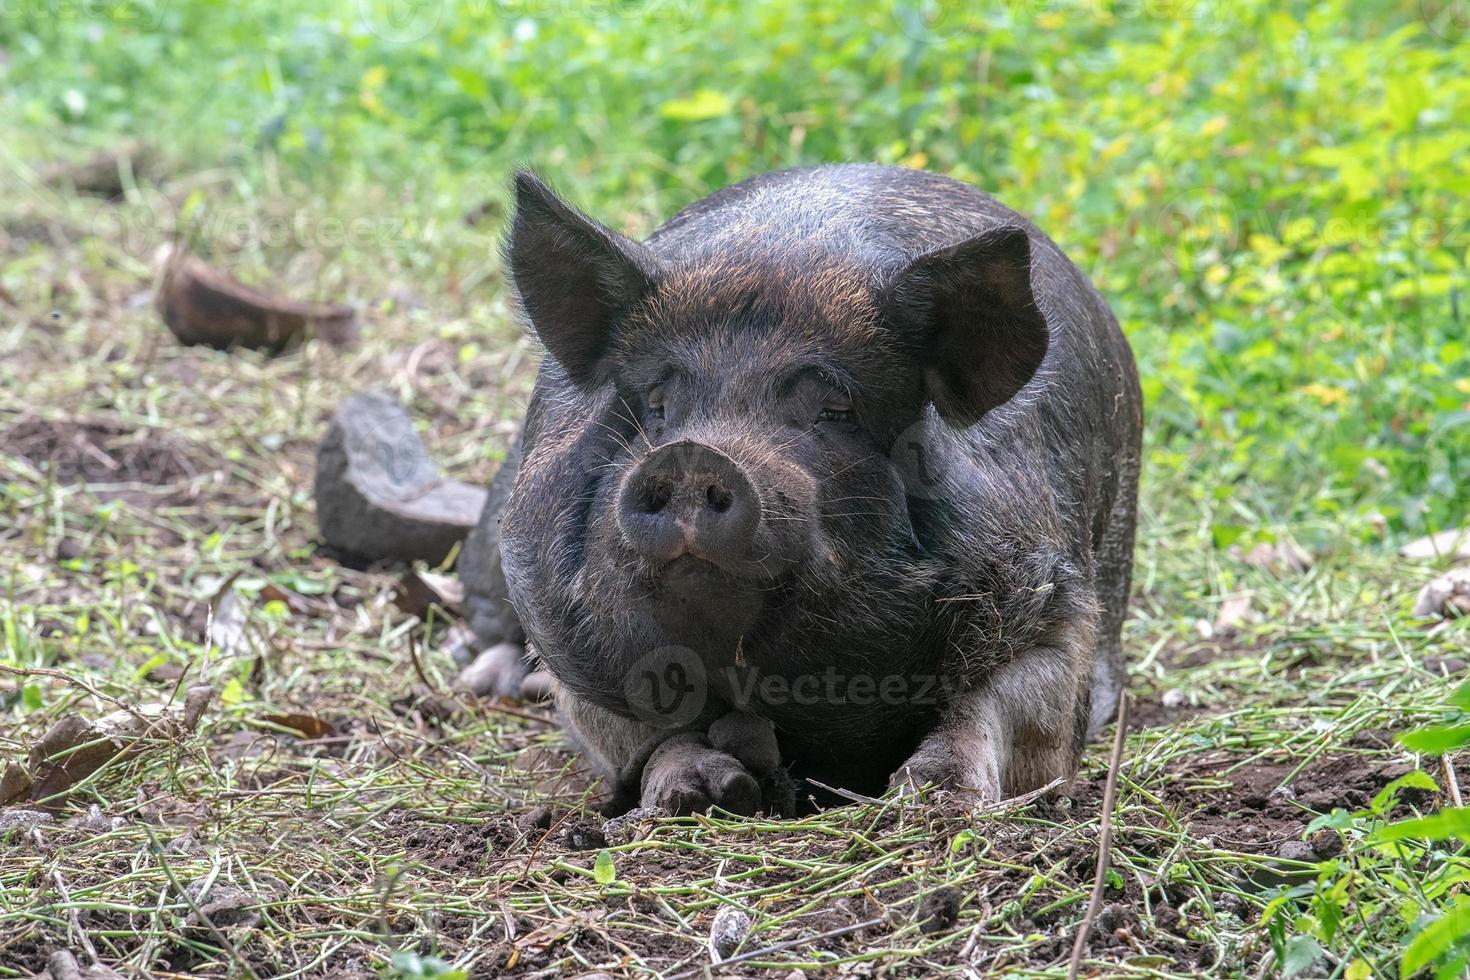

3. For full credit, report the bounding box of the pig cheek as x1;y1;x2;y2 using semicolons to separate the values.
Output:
578;487;648;592
820;456;914;552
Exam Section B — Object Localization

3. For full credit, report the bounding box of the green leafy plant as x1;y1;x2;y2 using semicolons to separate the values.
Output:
593;848;617;886
1267;682;1470;978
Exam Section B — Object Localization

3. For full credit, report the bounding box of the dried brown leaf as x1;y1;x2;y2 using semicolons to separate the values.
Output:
262;712;337;740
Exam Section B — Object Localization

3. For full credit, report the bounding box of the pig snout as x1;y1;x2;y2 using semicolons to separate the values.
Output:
617;440;761;570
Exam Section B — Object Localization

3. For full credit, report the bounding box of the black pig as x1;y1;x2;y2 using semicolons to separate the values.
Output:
460;165;1141;816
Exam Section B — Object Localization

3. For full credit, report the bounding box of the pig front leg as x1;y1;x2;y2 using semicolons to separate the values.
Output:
559;691;777;817
891;621;1095;801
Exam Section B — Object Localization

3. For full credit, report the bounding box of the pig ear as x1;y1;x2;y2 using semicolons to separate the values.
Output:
507;170;659;388
887;225;1050;427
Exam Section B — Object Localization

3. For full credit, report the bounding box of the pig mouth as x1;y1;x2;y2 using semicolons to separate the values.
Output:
659;553;729;585
646;547;784;590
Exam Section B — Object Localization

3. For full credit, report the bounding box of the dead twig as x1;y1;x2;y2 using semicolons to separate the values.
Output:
804;779;888;807
50;867;101;967
406;631;438;694
1067;693;1130;980
1442;754;1463;808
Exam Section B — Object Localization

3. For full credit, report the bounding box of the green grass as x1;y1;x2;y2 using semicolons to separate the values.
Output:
1;0;1468;975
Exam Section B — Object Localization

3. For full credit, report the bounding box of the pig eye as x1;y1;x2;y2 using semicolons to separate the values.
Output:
646;384;667;419
818;391;855;423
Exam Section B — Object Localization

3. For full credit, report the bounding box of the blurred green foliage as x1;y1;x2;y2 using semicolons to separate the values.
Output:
1;0;1466;537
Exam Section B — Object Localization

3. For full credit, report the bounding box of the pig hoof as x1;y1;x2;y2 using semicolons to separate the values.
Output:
889;756;1000;803
453;643;529;699
642;734;761;816
708;711;781;776
519;669;555;703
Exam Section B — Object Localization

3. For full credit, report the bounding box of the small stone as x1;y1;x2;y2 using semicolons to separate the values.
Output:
65;805;125;834
0;809;55;832
1161;688;1187;709
1309;829;1344;858
1425;656;1469;674
1402;528;1470;561
1413;567;1470;620
0;762;32;805
45;950;84;980
182;684;214;732
454;643;529;698
560;821;607;851
601;806;670;846
1239;540;1312;575
183;881;261;931
709;905;752;961
518;804;555;832
917;885;962;934
1213;593;1255;633
1153;903;1183;933
1275;840;1318;863
1096;902;1136;935
314;391;487;564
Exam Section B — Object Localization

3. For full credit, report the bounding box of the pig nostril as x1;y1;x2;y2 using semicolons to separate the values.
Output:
639;481;673;514
706;483;734;513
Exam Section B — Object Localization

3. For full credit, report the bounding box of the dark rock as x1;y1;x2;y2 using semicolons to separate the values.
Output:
1153;902;1183;933
40;949;125;980
1096;902;1136;935
560;821;607;851
42;141;156;198
917;885;962;934
1308;829;1343;859
1275;839;1319;863
709;906;752;960
518;805;555;832
314;392;487;564
601;806;669;845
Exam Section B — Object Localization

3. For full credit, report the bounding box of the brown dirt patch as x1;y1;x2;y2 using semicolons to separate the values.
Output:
1159;740;1443;855
2;416;220;485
